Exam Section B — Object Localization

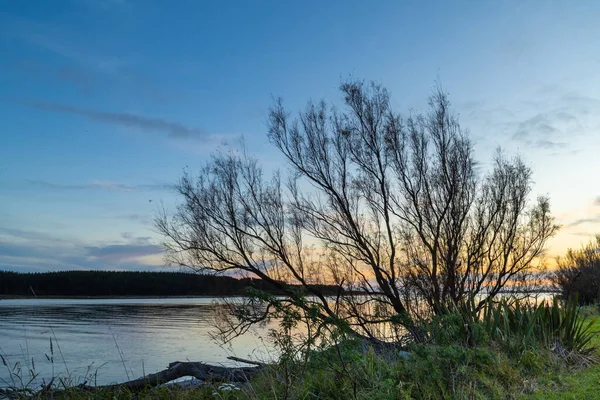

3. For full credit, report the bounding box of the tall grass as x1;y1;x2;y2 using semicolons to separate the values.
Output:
233;297;599;399
444;296;599;355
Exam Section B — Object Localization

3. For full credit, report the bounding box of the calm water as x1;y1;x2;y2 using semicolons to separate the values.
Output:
0;298;276;388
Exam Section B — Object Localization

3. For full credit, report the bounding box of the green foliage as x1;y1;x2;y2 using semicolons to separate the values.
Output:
3;294;598;399
520;312;600;399
553;234;600;305
483;297;598;355
427;297;598;357
398;343;506;399
265;340;414;400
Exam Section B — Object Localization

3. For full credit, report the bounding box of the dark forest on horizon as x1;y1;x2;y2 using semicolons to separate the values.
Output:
0;270;343;297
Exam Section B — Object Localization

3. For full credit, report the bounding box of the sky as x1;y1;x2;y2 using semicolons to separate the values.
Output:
1;0;599;273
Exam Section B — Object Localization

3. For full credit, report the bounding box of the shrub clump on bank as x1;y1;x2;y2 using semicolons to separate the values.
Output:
553;235;600;305
241;298;598;400
15;298;597;400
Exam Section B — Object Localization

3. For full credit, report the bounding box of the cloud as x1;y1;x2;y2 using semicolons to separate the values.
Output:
594;197;600;207
0;241;53;259
567;215;600;227
5;60;97;97
26;179;131;191
85;244;163;262
25;179;170;191
513;113;560;139
0;227;68;244
0;13;128;74
6;56;185;103
530;139;568;150
121;232;152;244
0;228;164;272
3;13;185;104
23;100;206;139
27;33;128;73
570;231;596;237
512;111;575;150
464;86;599;154
0;255;86;273
120;213;153;226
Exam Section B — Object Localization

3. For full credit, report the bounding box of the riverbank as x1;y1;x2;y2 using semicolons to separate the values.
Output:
0;297;278;388
5;302;598;399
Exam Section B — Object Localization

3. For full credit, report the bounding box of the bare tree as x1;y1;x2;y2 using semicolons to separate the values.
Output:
156;80;559;343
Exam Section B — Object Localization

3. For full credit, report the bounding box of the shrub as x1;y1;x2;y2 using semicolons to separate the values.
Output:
553;235;600;305
423;297;598;356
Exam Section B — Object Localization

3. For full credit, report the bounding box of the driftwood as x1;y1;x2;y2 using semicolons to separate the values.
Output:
0;357;267;398
79;357;265;391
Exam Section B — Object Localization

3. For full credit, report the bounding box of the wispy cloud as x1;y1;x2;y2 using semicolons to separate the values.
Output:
464;86;599;153
121;232;153;245
1;12;128;74
512;111;577;150
85;243;163;262
22;100;206;139
0;228;164;272
567;215;600;227
25;179;170;191
2;11;186;104
118;213;153;226
0;227;71;245
513;113;560;139
26;33;128;73
570;231;597;237
531;139;568;150
6;59;185;104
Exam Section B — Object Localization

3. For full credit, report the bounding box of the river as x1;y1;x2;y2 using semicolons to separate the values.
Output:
0;298;276;388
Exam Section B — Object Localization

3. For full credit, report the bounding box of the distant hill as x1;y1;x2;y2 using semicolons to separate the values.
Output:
0;270;343;297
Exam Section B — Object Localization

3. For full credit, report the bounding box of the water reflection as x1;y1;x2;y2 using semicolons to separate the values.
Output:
0;298;275;387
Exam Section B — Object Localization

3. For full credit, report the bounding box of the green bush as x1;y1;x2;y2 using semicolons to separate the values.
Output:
553;235;600;305
427;297;598;356
242;296;598;399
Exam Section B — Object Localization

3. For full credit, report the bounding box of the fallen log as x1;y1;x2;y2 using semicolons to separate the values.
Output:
89;362;255;391
83;357;265;391
22;357;267;397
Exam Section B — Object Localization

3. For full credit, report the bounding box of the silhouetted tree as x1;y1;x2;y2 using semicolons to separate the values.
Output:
553;235;600;305
156;80;559;343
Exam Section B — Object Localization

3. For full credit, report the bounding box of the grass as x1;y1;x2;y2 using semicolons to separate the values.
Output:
520;307;600;400
2;301;600;399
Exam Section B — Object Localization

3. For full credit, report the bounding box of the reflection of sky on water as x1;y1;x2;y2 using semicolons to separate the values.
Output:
0;298;277;387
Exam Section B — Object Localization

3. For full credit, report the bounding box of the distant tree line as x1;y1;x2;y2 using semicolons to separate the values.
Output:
0;270;343;297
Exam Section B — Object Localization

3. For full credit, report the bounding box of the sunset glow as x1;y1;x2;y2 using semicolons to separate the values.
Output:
1;1;599;272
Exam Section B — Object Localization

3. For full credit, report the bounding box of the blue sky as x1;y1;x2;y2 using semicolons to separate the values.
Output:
1;0;599;272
